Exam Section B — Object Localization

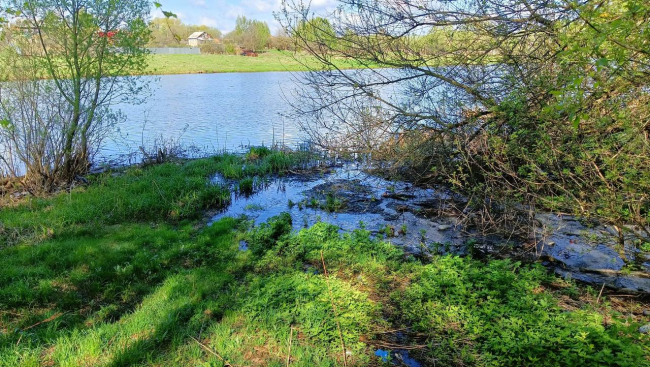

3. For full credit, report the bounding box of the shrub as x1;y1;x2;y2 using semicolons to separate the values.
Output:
396;257;647;366
199;42;224;54
245;146;272;161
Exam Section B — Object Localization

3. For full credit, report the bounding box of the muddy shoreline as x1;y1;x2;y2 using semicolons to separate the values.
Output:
209;162;650;293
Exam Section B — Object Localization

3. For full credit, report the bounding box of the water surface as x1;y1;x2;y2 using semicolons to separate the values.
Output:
101;72;303;161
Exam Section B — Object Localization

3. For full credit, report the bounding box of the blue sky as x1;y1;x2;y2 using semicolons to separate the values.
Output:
152;0;337;34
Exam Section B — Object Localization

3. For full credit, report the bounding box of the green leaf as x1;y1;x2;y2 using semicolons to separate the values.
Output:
162;10;177;19
154;2;162;8
571;114;581;130
595;58;608;68
0;118;11;129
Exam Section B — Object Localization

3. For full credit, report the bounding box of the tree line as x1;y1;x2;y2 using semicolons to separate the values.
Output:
148;15;295;53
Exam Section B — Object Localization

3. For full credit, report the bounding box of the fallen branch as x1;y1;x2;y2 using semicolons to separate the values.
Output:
370;341;428;350
596;283;605;304
23;312;65;331
579;268;650;279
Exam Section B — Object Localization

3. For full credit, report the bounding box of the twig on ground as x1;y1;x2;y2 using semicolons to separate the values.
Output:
596;283;606;304
370;341;428;350
23;312;65;331
191;335;235;366
286;326;294;366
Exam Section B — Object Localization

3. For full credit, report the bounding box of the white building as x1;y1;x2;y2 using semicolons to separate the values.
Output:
188;31;212;47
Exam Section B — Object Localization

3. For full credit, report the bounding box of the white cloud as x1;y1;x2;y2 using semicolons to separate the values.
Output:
199;16;218;27
311;0;337;8
241;0;281;12
190;0;207;6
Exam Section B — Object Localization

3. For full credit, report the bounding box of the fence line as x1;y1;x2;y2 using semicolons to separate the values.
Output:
148;48;200;55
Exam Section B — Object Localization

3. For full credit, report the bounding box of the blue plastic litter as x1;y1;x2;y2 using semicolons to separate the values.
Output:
375;349;390;362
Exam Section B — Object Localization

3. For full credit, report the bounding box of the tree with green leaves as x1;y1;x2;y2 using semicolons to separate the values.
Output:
281;0;650;248
293;17;335;51
147;17;221;47
228;15;270;51
0;0;152;189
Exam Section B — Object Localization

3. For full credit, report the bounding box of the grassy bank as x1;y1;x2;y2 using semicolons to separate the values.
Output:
144;50;370;75
0;152;648;366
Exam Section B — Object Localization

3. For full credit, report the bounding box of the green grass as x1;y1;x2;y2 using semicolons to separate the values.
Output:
0;148;308;248
0;155;648;366
143;50;373;76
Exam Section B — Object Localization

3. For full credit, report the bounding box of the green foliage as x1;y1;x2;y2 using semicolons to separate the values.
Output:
228;15;270;51
324;193;345;213
246;212;292;256
302;193;346;213
237;177;255;195
1;0;153;187
244;272;377;352
0;162;647;366
294;17;336;49
0;159;230;247
397;257;647;366
0;148;313;247
148;17;221;47
213;149;304;180
245;145;272;160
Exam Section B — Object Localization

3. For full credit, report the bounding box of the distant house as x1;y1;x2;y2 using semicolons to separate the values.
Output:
188;31;212;47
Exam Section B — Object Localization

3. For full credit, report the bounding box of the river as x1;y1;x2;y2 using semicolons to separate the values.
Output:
99;71;304;163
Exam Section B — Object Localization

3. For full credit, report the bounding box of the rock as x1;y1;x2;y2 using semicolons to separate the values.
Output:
643;310;650;317
639;324;650;334
563;230;583;237
438;224;452;231
382;192;415;201
396;205;410;213
10;191;30;199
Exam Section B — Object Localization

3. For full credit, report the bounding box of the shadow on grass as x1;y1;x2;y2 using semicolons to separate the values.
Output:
0;219;236;350
2;216;648;367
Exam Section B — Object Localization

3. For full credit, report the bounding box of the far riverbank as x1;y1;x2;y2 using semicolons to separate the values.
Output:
142;50;373;76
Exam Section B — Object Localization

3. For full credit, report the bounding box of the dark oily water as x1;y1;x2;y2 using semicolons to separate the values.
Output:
211;163;650;293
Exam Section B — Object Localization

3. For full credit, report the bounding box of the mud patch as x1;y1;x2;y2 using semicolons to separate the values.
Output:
209;164;650;292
